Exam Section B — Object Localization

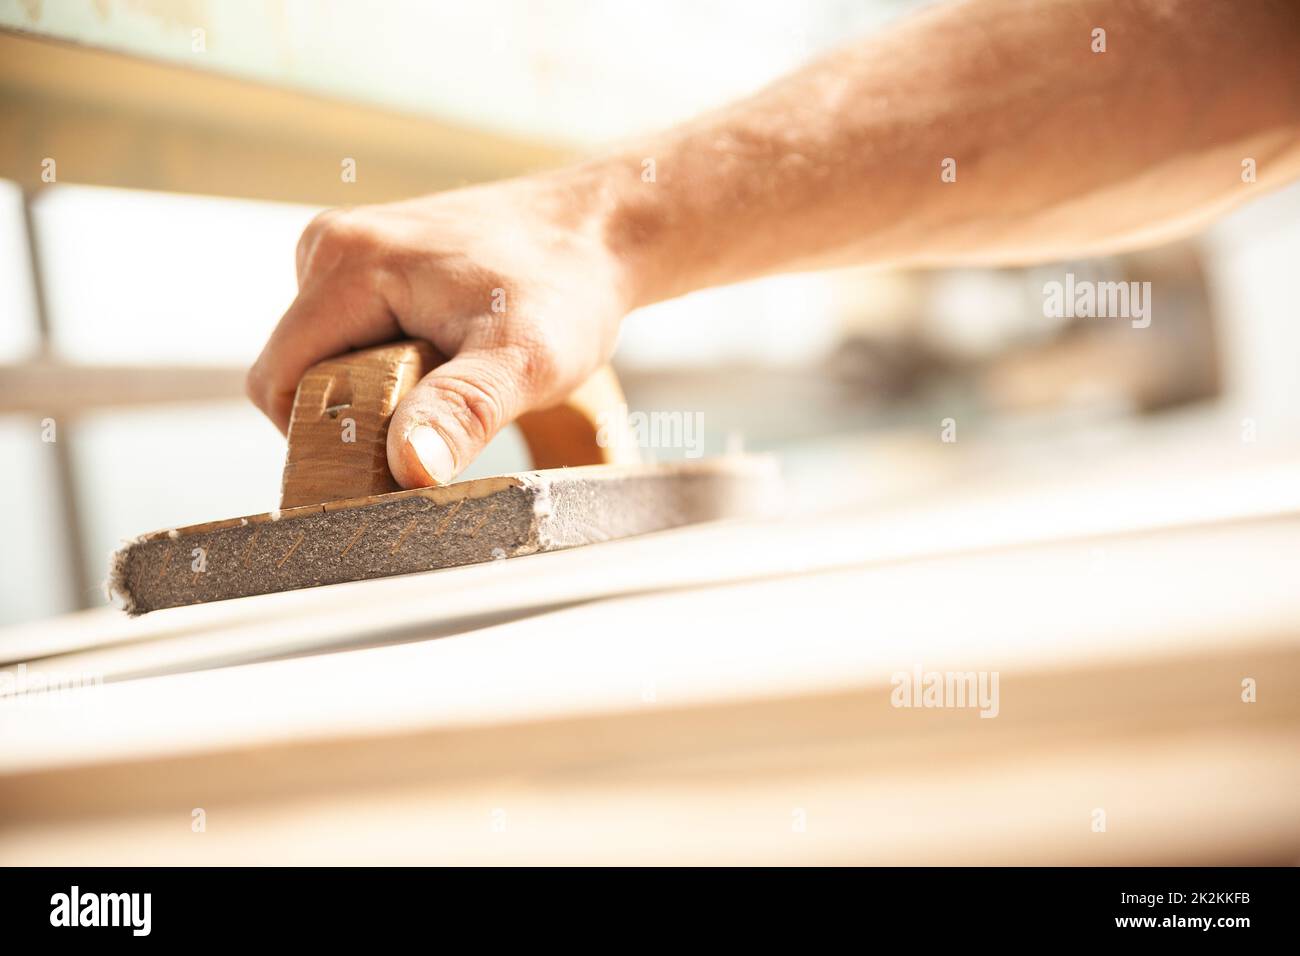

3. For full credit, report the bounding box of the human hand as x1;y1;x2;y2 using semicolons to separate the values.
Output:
246;172;636;488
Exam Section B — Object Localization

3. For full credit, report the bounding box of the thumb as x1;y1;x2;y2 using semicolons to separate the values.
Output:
386;348;531;488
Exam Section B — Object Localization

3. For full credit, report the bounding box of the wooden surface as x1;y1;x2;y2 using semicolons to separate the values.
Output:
0;31;569;206
5;416;1300;864
280;341;435;508
515;365;642;470
0;361;246;413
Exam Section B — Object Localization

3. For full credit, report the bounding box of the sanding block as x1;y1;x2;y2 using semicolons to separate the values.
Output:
108;341;777;614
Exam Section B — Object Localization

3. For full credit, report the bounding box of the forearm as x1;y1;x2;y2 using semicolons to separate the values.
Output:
251;0;1300;484
561;0;1300;308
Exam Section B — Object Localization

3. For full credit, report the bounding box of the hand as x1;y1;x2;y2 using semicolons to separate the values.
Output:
246;172;635;488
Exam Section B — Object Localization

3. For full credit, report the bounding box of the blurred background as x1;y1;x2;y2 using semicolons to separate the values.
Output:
2;0;1299;628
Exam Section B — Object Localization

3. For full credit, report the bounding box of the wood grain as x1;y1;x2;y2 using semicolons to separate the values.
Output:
279;340;639;509
279;341;434;509
8;506;1300;864
0;32;568;206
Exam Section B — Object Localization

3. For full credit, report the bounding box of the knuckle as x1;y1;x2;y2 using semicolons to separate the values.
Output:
298;208;373;270
297;209;336;253
505;330;562;395
437;372;510;446
244;365;267;408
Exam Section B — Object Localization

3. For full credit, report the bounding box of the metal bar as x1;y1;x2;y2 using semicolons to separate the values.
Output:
0;362;246;414
21;187;95;611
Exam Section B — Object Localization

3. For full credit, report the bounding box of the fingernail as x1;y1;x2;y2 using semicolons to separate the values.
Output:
407;425;456;485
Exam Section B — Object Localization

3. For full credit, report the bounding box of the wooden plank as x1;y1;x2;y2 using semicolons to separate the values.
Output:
8;730;1297;865
0;32;570;205
5;448;1300;668
6;508;1298;768
3;514;1299;863
0;361;244;413
5;450;1300;863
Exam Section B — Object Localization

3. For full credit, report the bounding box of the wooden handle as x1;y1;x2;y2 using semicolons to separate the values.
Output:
280;340;638;509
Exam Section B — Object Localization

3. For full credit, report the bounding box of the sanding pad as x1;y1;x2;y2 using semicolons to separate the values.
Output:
108;457;778;615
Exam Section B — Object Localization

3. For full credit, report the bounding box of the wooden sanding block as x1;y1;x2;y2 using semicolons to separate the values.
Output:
108;341;777;615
